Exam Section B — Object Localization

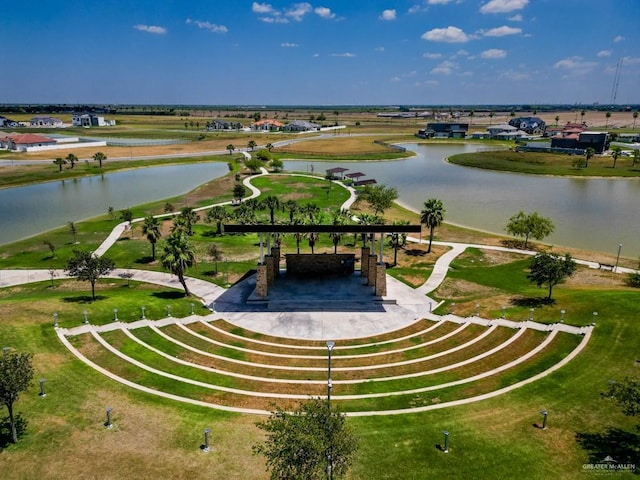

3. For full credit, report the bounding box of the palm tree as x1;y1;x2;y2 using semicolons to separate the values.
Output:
306;231;319;253
304;203;320;223
247;140;257;152
261;195;281;225
233;183;247;203
469;109;474;125
93;152;107;168
206;206;228;235
420;198;445;253
266;143;274;152
633;111;638;129
172;207;199;236
555;115;560;127
66;153;78;169
141;215;162;260
53;157;67;171
226;144;235;155
632;149;640;167
584;147;595;168
283;200;299;224
159;232;196;296
605;111;611;128
388;220;409;266
611;146;621;169
489;112;495;126
580;109;586;123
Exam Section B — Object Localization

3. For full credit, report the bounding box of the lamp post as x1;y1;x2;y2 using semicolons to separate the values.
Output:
443;430;450;453
450;303;456;315
592;311;598;325
326;341;335;405
224;257;229;287
53;312;58;328
529;308;535;321
501;306;506;319
105;407;113;429
141;306;146;319
113;308;118;322
203;428;211;453
560;309;566;323
475;303;480;316
614;244;622;273
83;310;89;324
540;410;548;430
167;305;171;317
38;378;47;397
190;303;195;315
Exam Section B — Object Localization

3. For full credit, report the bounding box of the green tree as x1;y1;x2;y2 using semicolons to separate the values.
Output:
233;183;247;203
256;150;271;162
53;157;67;172
420;198;445;253
164;202;174;213
206;206;229;235
269;157;283;172
611;146;621;169
605;111;611;128
603;377;640;426
119;208;133;224
159;232;196;296
489;112;495;126
245;158;264;174
362;184;398;216
633;111;638;130
284;200;299;224
226;144;235;155
632;149;640;167
527;252;577;300
261;195;281;225
388;220;409;266
67;221;77;243
172;207;199;236
572;156;587;169
65;250;116;300
141;215;162;260
266;142;274;152
248;140;257;151
65;153;78;169
555;115;560;127
469;109;474;125
584;147;595;168
505;211;554;249
0;351;34;444
93;151;107;168
43;239;56;258
253;398;358;480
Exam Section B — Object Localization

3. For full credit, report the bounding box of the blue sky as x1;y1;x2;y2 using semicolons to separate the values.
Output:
2;0;639;105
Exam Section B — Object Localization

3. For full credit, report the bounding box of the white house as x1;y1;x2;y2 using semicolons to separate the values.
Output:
30;116;64;127
72;113;115;127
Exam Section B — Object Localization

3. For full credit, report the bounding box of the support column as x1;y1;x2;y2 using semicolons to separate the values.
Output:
375;263;387;296
265;255;275;286
256;263;268;297
361;246;370;279
367;254;377;287
271;247;281;277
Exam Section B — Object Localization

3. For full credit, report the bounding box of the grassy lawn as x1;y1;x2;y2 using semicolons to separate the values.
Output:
449;150;640;177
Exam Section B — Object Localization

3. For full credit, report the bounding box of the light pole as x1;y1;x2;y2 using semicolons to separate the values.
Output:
450;303;456;315
326;341;335;405
560;309;566;323
83;310;89;324
529;308;535;321
167;305;171;317
540;410;548;430
592;311;598;325
105;407;113;429
141;306;146;319
203;428;211;453
501;306;506;319
190;303;195;315
614;244;622;273
475;303;480;316
53;312;58;328
38;378;47;397
443;430;450;453
113;308;118;322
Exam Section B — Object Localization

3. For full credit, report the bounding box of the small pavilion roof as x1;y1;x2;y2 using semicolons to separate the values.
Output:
326;167;349;174
345;172;365;178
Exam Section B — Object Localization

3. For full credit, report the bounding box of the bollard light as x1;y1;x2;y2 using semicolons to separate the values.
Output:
141;306;146;319
560;309;566;323
83;310;89;324
450;303;456;315
190;303;195;315
443;430;450;453
326;341;335;405
203;428;211;452
540;410;548;430
105;407;113;429
167;305;171;317
113;308;118;321
592;311;598;326
529;308;535;321
475;303;480;316
53;312;58;328
39;378;47;397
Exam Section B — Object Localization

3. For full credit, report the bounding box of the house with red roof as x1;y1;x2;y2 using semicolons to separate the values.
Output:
251;119;284;131
0;133;57;151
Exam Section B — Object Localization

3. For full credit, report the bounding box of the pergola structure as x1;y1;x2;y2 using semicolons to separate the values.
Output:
224;224;421;298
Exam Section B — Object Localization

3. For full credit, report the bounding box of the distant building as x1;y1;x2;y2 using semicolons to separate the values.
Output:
551;131;608;153
508;116;546;135
30;116;64;127
417;123;468;139
0;133;57;151
206;120;243;131
0;116;20;128
283;120;321;132
72;113;115;127
251;119;284;131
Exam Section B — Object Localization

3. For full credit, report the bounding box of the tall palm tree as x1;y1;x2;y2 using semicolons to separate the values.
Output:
261;195;281;225
266;143;274;152
172;207;199;236
53;157;67;171
388;220;409;266
247;140;257;151
206;206;228;235
66;153;78;169
141;215;162;260
469;109;474;125
584;147;595;168
226;144;235;155
580;110;585;123
284;200;299;224
304;203;320;223
93;151;107;168
611;146;621;169
159;232;196;296
420;198;445;253
633;111;638;129
489;112;495;126
605;112;611;128
306;231;319;253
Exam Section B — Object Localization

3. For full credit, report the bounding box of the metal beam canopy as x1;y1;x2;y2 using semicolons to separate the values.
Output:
223;224;422;234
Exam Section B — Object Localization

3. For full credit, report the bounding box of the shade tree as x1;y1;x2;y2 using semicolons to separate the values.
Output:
65;249;116;300
505;211;554;249
0;351;34;444
527;252;577;300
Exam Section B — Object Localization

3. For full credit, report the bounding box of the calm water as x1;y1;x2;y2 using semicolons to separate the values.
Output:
0;162;229;245
287;144;640;258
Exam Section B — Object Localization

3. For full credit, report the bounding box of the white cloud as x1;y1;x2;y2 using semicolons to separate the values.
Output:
508;14;523;21
480;0;529;14
481;48;507;59
456;49;469;56
185;19;228;33
429;0;454;4
623;56;640;66
281;42;299;47
391;76;401;82
315;7;336;19
133;24;167;34
375;46;385;52
499;70;530;81
380;9;397;21
483;26;521;37
431;60;458;75
553;56;598;74
331;52;356;57
597;50;612;58
408;4;425;14
423;52;443;59
614;35;624;43
286;2;312;21
252;2;275;14
422;26;470;43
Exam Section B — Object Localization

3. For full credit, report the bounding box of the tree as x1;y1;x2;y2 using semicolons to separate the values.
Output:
555;115;560;127
65;153;78;169
284;200;299;224
233;183;247;203
603;377;640;421
93;151;107;168
67;221;77;243
306;231;319;253
164;202;174;213
469;109;474;125
266;142;274;152
207;243;223;275
53;157;67;172
261;195;281;225
605;111;611;128
119;208;133;224
611;146;621;169
633;111;639;130
0;351;34;444
527;252;577;300
159;232;196;296
43;239;56;258
362;184;398;216
489;112;495;126
269;157;283;172
256;150;271;163
226;144;235;155
420;198;445;253
505;211;554;249
253;398;358;480
388;220;409;265
632;149;640;167
141;215;162;260
65;249;116;300
584;147;595;168
206;206;228;235
580;109;586;123
172;207;199;236
245;158;263;174
248;140;257;151
571;156;587;169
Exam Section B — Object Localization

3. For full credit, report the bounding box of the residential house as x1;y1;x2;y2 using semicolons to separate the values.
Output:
251;119;284;131
550;131;608;153
30;116;64;127
283;120;321;132
417;123;469;139
508;116;546;135
72;113;116;127
0;116;20;128
206;120;243;131
0;133;57;151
